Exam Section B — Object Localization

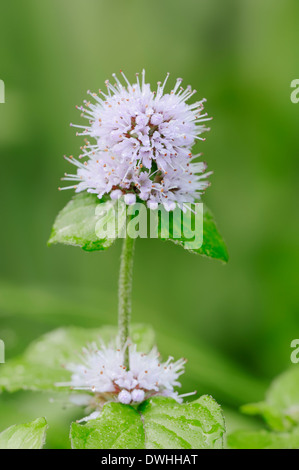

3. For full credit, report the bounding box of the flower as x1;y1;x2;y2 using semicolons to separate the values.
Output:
60;70;212;211
57;341;195;419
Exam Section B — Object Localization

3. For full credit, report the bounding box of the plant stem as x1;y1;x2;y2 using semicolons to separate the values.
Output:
118;234;135;369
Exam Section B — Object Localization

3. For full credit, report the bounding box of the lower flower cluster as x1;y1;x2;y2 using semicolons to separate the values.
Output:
57;341;194;420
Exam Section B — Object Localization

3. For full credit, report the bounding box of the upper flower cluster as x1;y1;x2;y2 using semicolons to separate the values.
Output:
61;70;212;211
57;342;194;414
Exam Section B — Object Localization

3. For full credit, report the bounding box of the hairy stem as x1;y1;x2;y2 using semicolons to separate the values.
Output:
118;234;135;369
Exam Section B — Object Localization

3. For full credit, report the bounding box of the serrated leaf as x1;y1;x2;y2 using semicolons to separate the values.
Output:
139;395;225;449
227;427;299;450
0;417;48;449
0;324;155;393
158;205;228;262
49;193;228;262
48;193;118;251
71;403;145;449
241;367;299;431
70;395;225;450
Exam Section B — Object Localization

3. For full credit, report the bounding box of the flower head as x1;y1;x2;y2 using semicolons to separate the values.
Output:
60;70;212;211
57;341;194;417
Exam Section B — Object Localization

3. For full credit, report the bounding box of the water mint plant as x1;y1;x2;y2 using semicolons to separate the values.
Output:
0;70;228;449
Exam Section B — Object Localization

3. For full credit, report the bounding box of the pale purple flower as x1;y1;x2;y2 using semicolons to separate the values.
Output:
60;70;212;211
57;341;195;415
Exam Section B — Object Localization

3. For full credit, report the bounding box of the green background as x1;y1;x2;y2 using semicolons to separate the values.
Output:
0;0;298;448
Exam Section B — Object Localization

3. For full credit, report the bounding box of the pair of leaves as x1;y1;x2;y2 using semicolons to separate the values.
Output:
0;324;155;393
0;396;225;450
48;193;228;262
71;395;225;449
227;367;299;449
0;418;47;449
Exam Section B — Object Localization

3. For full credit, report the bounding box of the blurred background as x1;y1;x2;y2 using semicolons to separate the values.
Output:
0;0;298;448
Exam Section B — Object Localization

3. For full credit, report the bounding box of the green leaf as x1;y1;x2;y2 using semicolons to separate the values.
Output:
139;395;225;449
49;193;228;262
158;205;228;262
48;193;121;251
200;206;228;262
227;427;299;450
71;395;225;450
71;403;145;449
241;367;299;431
0;417;48;449
0;324;155;393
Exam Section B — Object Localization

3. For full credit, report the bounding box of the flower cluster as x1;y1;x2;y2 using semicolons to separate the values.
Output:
57;342;194;419
60;70;212;211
